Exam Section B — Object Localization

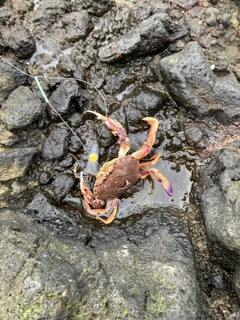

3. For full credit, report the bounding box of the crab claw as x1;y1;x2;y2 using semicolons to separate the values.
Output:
154;171;173;197
88;110;130;157
140;168;173;197
131;117;159;160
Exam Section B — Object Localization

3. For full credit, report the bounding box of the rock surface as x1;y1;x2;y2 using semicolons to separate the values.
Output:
0;86;43;129
160;42;240;123
41;126;70;160
0;147;37;181
199;147;240;254
0;0;240;318
99;13;188;63
0;210;201;320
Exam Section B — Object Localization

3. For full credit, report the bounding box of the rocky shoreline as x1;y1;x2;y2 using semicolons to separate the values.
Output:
0;0;240;319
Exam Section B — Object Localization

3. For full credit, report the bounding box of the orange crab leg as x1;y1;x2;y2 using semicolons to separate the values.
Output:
140;168;173;197
88;110;130;157
80;173;119;222
97;199;119;224
139;152;161;168
80;172;105;209
131;117;159;160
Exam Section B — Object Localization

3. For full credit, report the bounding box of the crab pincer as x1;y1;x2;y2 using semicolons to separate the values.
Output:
88;111;130;157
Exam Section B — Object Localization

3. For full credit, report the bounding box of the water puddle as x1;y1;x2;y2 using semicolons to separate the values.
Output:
117;159;192;218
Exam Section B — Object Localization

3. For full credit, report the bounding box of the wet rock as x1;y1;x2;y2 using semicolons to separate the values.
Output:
0;6;12;24
0;58;28;104
0;86;43;130
26;192;70;222
49;80;80;119
0;147;37;181
42;126;70;160
81;0;114;16
0;182;9;208
234;266;240;303
184;125;203;146
122;86;170;128
94;228;201;319
0;209;202;319
1;23;36;58
213;57;229;72
160;41;240;123
199;147;240;254
69;135;82;153
171;0;199;9
0;125;19;146
39;172;51;185
62;11;93;43
221;13;232;28
51;173;75;202
204;8;219;27
98;13;188;63
58;154;74;169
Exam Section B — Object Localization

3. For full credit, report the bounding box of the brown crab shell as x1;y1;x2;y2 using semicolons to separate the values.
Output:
93;156;141;201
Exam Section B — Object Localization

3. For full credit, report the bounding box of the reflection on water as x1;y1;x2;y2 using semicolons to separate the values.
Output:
117;159;192;218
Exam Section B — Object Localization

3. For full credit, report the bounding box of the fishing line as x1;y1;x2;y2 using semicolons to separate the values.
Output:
0;55;108;173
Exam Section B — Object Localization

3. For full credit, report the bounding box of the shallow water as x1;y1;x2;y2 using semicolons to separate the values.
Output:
117;159;192;219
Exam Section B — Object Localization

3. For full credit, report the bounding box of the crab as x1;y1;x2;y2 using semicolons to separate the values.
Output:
76;111;173;224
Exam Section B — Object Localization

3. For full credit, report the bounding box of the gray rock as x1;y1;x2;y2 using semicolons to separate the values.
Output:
26;192;70;223
0;147;37;181
81;0;115;17
160;41;240;123
199;147;240;254
51;173;76;202
0;58;28;104
121;86;170;128
0;125;19;146
204;8;219;26
1;24;36;59
184;125;203;146
42;126;70;160
234;266;240;304
62;10;94;43
94;229;202;320
0;209;202;319
98;13;188;63
171;0;199;9
49;80;80;119
0;86;43;130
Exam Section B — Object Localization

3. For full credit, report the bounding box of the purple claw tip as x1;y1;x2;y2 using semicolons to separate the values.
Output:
163;181;173;197
167;186;173;197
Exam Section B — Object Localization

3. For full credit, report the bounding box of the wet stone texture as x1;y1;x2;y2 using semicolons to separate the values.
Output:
0;147;37;181
0;86;44;129
98;13;188;63
0;0;240;319
199;147;240;254
0;59;28;104
160;41;240;124
0;210;201;320
41;126;70;160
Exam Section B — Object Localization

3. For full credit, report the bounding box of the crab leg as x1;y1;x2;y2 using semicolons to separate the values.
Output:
80;173;119;222
139;152;161;168
131;117;159;160
88;110;130;157
140;168;173;197
80;172;106;209
97;199;119;224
